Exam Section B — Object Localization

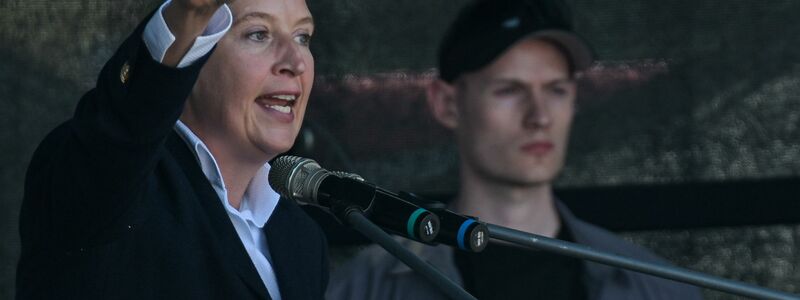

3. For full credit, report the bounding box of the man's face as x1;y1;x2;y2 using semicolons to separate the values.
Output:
450;38;577;186
186;0;314;162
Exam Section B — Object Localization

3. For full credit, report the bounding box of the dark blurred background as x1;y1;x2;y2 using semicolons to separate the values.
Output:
2;0;800;299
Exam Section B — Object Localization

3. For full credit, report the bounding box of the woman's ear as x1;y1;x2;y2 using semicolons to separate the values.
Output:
425;78;460;130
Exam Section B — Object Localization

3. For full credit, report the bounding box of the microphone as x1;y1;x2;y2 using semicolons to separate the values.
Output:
269;156;440;243
398;192;488;253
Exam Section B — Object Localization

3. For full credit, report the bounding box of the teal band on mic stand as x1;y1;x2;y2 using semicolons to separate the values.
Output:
407;208;428;239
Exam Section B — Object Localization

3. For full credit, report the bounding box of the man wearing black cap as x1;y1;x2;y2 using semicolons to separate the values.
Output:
326;0;702;299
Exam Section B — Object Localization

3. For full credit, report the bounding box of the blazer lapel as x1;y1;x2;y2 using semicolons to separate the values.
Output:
264;198;310;300
167;133;270;299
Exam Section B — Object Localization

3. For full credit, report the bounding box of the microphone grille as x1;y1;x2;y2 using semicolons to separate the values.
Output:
269;155;309;197
269;155;328;204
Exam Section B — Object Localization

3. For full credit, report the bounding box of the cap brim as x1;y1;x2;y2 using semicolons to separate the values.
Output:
530;30;595;72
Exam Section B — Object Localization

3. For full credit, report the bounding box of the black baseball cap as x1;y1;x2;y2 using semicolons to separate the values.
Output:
438;0;594;83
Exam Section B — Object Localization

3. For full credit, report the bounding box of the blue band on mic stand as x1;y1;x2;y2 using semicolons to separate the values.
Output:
457;219;476;250
407;208;427;239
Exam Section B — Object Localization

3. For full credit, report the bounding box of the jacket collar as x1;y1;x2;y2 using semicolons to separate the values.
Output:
554;200;619;281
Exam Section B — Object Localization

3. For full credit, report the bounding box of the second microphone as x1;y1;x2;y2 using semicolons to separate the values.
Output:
269;155;440;243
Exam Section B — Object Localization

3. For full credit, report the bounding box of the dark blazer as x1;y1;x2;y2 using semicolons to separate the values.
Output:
17;13;328;300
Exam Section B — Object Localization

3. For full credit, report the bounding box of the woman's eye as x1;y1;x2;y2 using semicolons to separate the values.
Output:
295;34;312;46
247;31;268;42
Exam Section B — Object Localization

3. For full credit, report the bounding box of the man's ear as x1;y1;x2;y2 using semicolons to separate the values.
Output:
425;78;460;129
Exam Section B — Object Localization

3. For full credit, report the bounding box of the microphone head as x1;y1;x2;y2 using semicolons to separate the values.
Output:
269;155;329;204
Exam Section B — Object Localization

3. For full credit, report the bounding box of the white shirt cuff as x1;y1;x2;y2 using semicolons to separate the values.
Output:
143;0;232;68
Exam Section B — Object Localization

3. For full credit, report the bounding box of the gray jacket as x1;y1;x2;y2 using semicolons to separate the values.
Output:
327;201;703;300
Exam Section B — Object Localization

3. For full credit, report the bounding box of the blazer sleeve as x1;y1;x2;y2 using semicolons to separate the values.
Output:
20;11;213;250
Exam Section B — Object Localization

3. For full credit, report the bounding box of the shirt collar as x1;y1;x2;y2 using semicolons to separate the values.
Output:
174;121;278;228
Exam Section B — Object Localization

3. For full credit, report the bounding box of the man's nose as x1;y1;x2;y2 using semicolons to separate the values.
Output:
523;95;552;129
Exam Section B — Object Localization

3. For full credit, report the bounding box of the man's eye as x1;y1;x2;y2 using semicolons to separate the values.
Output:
247;31;268;42
295;34;312;46
548;83;575;97
550;87;567;95
495;86;521;96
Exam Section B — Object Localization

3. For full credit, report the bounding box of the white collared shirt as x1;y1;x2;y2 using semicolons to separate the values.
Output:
143;2;282;299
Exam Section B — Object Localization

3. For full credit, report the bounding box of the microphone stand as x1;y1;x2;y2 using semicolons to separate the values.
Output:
337;205;478;300
488;224;800;300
